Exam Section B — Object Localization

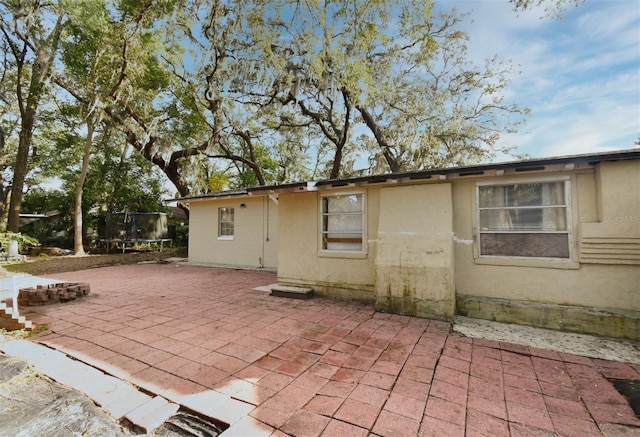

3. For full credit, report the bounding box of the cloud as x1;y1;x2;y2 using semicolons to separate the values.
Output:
501;86;639;158
440;0;640;159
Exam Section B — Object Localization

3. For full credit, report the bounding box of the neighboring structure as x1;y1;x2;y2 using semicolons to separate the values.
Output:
19;210;61;226
179;150;640;340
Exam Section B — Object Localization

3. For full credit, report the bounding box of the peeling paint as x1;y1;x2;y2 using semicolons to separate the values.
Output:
452;233;473;245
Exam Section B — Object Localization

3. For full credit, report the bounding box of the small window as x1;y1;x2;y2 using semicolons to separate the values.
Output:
477;180;570;258
218;207;234;238
321;193;364;252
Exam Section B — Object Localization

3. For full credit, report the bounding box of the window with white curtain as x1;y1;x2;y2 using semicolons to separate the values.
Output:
218;207;234;238
321;193;364;252
477;180;570;258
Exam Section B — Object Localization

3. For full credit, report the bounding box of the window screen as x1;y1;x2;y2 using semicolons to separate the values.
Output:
218;207;234;237
477;181;570;258
321;194;364;251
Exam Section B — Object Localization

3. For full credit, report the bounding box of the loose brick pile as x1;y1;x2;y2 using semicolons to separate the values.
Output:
18;282;90;306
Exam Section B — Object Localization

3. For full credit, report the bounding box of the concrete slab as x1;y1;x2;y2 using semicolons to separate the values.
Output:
0;353;134;436
270;284;314;299
454;315;640;364
0;340;154;423
222;416;276;436
125;396;170;426
133;400;180;433
165;389;228;418
100;381;152;419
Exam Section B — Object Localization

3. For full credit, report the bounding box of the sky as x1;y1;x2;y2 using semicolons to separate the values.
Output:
434;0;640;160
150;0;640;196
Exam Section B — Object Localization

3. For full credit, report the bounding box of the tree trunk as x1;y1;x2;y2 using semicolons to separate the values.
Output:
7;14;65;232
356;104;402;173
235;130;266;185
7;105;36;232
0;125;6;227
329;146;343;180
74;116;94;256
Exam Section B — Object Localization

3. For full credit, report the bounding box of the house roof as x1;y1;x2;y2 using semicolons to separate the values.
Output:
176;148;640;202
169;206;188;219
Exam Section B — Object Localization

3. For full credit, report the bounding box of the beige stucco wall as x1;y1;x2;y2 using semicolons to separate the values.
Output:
596;160;640;221
375;184;455;320
188;196;278;269
277;190;377;301
277;184;455;319
186;158;638;336
277;160;638;331
453;164;639;313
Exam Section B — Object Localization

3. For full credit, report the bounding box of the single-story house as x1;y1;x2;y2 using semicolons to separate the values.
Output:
180;150;640;340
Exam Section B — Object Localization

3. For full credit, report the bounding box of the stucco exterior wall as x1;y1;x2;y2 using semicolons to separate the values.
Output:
186;156;638;338
453;165;639;312
375;184;455;320
277;184;455;318
277;190;378;302
451;163;639;339
188;196;278;269
596;160;640;221
277;160;638;335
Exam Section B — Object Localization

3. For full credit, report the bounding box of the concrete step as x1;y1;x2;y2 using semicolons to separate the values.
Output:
270;285;314;300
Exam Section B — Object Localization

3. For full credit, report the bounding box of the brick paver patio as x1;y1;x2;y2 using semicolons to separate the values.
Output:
16;263;640;436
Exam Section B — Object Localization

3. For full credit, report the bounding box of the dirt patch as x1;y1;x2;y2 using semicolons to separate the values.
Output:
3;248;187;276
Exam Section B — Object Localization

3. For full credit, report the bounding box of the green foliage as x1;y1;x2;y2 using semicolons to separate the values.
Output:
207;173;228;192
20;131;169;249
33;106;85;178
80;141;169;213
21;189;73;247
0;0;532;219
185;0;528;181
0;231;39;252
233;145;280;188
139;54;171;91
170;221;188;246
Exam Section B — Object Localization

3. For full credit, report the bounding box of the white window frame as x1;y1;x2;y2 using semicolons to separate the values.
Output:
319;192;367;257
218;207;234;240
475;176;575;265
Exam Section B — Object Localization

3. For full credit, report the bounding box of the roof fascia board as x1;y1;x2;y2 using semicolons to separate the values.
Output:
313;149;639;188
174;149;639;202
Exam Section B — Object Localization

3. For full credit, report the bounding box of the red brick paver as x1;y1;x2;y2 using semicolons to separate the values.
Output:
25;263;640;436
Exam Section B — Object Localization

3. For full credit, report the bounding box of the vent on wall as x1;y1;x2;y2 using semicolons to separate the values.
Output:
515;166;545;172
579;238;640;265
580;223;640;265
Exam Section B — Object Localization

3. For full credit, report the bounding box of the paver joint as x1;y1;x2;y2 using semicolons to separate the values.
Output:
1;263;638;436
